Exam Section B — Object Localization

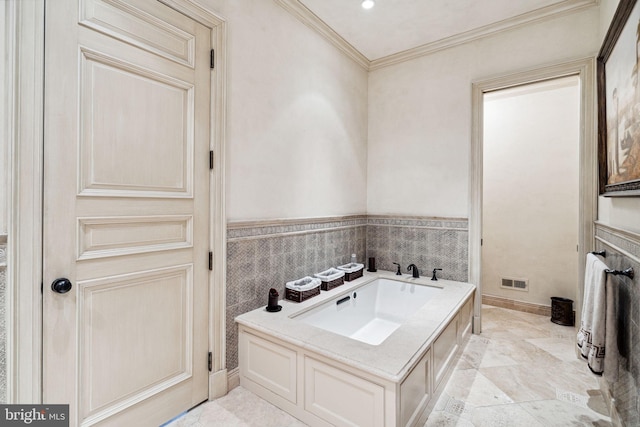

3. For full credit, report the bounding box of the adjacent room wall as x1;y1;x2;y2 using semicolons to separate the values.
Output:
367;7;601;218
199;0;369;222
482;77;580;307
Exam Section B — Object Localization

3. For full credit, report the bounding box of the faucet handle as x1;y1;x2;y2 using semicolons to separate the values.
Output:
392;262;402;275
431;268;442;281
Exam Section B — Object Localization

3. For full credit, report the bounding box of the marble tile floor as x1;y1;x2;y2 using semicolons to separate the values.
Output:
166;306;612;427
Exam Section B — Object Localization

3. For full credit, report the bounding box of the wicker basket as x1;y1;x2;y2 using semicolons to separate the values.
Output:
321;277;344;291
285;277;321;303
285;286;320;302
345;269;363;281
338;263;364;282
315;268;345;291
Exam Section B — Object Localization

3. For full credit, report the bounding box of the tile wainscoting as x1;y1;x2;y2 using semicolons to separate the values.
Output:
225;215;469;371
594;222;640;427
366;215;469;282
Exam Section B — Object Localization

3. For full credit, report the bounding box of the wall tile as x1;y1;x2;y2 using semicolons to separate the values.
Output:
595;223;640;426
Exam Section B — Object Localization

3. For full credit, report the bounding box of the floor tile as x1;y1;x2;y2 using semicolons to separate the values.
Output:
442;369;514;407
519;399;612;426
470;404;544;427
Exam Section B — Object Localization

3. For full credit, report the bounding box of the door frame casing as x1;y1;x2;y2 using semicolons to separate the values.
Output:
5;0;228;403
469;57;597;333
4;0;45;404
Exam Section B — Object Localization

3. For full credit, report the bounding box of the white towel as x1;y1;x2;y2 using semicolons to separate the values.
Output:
577;253;619;381
604;271;619;383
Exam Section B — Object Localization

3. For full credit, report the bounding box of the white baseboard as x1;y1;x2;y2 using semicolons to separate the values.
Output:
209;369;228;400
227;367;240;391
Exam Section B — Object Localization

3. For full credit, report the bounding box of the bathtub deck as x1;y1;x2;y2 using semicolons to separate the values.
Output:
235;270;475;382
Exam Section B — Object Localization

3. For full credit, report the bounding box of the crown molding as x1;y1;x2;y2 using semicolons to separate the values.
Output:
273;0;369;70
370;0;599;70
274;0;598;72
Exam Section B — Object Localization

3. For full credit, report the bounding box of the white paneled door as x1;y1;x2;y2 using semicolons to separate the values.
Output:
43;1;211;425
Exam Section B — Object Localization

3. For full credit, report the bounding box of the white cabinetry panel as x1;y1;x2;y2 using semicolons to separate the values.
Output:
433;316;459;388
304;357;384;427
240;332;297;403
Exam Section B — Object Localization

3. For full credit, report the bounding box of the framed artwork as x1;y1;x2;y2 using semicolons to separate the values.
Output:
598;0;640;196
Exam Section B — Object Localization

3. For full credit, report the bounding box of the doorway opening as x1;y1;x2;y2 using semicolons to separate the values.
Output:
482;76;580;314
469;59;597;334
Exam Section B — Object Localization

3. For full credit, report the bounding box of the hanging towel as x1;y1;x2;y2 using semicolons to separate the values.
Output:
604;271;619;383
577;253;619;381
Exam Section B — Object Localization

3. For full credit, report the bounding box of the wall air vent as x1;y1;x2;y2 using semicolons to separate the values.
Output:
501;277;528;292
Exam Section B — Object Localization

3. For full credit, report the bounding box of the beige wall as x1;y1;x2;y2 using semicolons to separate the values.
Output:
482;77;580;305
367;7;600;218
198;0;369;221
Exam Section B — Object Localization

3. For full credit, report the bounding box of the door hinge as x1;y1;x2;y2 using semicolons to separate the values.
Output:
208;351;212;372
41;282;43;294
208;251;213;271
209;150;214;170
210;49;215;69
481;238;483;246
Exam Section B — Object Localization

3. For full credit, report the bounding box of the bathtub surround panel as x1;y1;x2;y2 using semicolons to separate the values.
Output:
594;222;640;427
366;215;468;282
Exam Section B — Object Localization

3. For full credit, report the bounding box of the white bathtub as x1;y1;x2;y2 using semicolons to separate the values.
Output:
297;278;442;345
236;272;475;427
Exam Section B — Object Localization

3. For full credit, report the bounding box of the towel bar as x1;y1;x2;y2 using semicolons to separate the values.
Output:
590;250;606;257
605;268;635;280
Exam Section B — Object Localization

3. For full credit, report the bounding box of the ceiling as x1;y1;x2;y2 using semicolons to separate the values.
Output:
297;0;587;61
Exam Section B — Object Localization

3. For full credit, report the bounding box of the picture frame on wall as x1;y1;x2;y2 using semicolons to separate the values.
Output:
598;0;640;196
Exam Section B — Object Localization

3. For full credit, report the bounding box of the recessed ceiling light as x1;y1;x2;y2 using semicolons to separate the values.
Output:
361;0;375;10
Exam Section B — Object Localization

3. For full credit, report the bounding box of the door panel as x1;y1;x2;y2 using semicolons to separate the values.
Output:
79;266;192;418
79;0;196;67
43;0;210;425
79;48;194;196
77;215;193;260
